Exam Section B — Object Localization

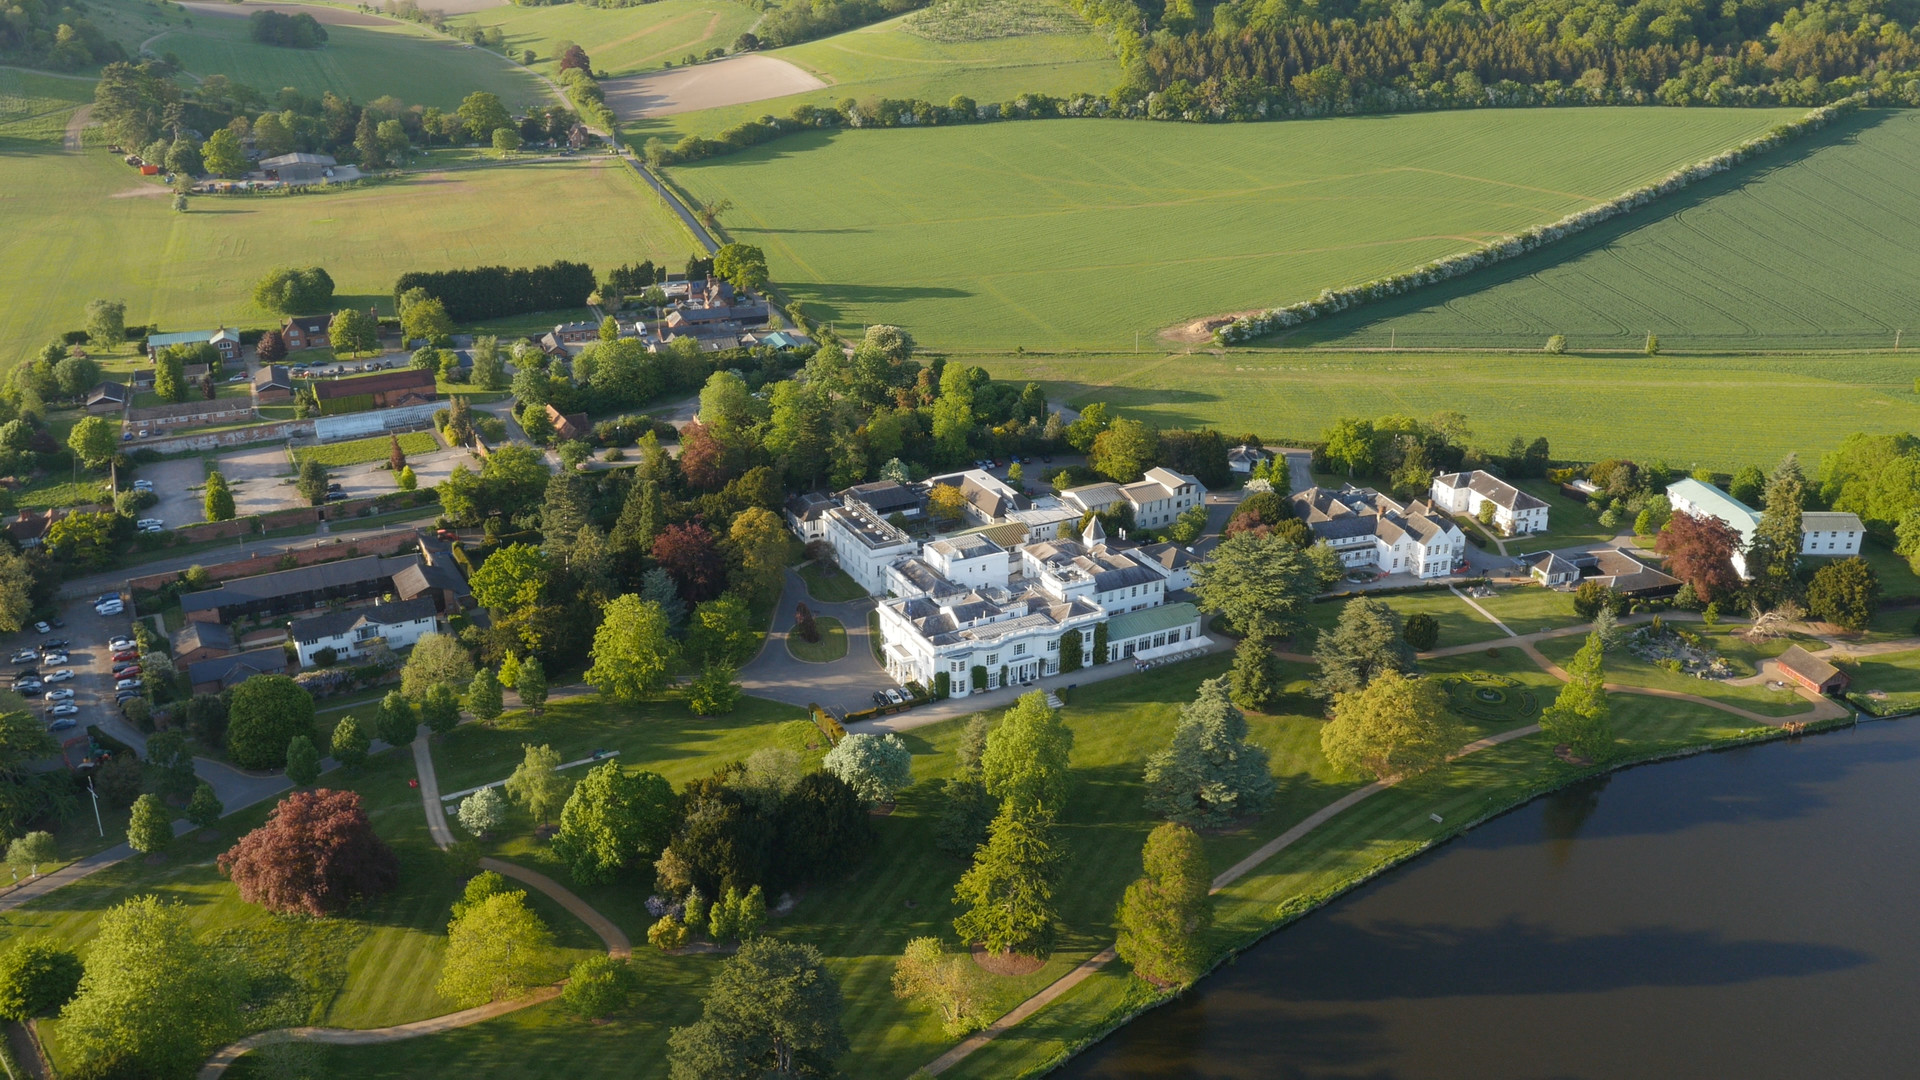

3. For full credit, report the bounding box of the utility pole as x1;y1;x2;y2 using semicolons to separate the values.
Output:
87;775;102;838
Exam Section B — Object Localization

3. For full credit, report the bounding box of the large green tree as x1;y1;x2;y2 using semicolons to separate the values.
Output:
84;298;125;350
59;896;243;1080
1321;671;1463;781
436;889;556;1007
821;733;913;806
470;542;550;613
951;803;1063;957
1541;631;1613;760
1807;557;1880;631
400;632;474;699
1089;417;1160;483
980;691;1073;812
1313;597;1414;700
224;675;317;770
1114;822;1212;985
586;594;679;702
251;267;335;314
712;242;769;293
667;938;847;1080
0;940;82;1021
1746;454;1806;603
66;416;117;469
551;763;675;885
1190;531;1320;641
1142;676;1275;828
505;743;570;824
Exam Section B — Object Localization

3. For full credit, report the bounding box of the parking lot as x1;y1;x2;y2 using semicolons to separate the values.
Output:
136;457;212;531
216;445;308;516
3;599;151;759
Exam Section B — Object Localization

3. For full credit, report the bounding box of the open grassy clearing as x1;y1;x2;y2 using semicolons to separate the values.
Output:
627;7;1118;138
985;349;1920;471
455;0;758;79
1466;586;1587;635
786;615;848;662
669;108;1802;352
1280;109;1920;353
135;0;551;110
1296;589;1495;651
294;431;439;467
0;113;696;366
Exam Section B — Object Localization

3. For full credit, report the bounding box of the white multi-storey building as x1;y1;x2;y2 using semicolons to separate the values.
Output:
1293;486;1466;579
288;597;440;668
1666;478;1865;578
1061;467;1206;530
1430;471;1549;535
822;496;920;596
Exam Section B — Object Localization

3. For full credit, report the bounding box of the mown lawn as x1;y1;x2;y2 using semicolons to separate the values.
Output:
786;616;847;662
1468;585;1587;635
454;0;758;79
798;561;866;603
1298;589;1497;651
295;432;440;468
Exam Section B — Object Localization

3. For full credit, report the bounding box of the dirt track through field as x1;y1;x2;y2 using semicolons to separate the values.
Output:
601;53;825;119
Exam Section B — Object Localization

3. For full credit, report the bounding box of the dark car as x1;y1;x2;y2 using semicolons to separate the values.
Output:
327;483;344;492
1040;454;1054;464
116;690;141;703
872;691;890;706
47;619;63;630
11;668;37;681
40;639;67;651
326;491;349;501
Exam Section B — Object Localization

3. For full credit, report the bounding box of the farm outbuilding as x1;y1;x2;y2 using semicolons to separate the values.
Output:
1774;645;1849;695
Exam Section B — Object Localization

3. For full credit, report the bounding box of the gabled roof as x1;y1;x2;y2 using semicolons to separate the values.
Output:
254;365;292;391
1436;470;1548;512
187;646;286;687
260;152;336;168
180;554;421;613
1776;644;1842;686
86;381;130;407
1666;479;1760;540
146;330;219;350
289;597;439;645
1802;511;1865;533
283;314;332;334
172;620;232;656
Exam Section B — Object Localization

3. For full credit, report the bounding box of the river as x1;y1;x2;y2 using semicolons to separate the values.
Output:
1057;719;1920;1079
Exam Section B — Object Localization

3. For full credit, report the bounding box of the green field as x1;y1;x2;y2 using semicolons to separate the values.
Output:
295;431;440;467
1281;109;1920;352
668;108;1804;351
0;90;699;366
625;5;1119;141
987;350;1920;470
145;2;551;111
457;0;759;79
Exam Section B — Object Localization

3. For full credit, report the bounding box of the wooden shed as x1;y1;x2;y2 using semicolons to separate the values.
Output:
1774;645;1849;695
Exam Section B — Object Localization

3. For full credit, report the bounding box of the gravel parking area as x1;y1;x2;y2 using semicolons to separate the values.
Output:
135;458;211;530
323;448;481;503
217;445;306;517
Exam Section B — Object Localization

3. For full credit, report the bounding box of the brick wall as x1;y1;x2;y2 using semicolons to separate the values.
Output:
127;529;421;593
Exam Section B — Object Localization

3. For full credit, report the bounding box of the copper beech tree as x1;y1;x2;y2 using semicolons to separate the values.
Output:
1654;510;1743;603
218;789;399;916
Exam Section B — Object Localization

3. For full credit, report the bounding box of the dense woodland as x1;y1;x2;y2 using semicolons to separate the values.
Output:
0;0;123;68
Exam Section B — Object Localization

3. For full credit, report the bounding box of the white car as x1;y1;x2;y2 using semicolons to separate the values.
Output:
32;622;48;634
136;518;164;530
108;638;134;652
43;689;73;702
138;524;163;535
115;678;141;691
95;602;123;616
132;479;154;491
39;654;67;667
47;704;77;717
228;373;248;382
44;670;72;683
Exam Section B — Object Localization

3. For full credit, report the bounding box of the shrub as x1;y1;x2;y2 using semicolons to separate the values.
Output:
562;955;632;1019
0;941;82;1020
1545;334;1567;354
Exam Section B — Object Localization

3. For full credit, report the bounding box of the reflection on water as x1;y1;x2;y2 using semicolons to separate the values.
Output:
1057;722;1920;1079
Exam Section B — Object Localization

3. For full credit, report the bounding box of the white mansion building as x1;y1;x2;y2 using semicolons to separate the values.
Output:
793;470;1211;699
1430;470;1549;535
1666;478;1865;578
1293;485;1468;579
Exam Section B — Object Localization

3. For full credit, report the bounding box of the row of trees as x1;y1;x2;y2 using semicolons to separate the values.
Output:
1317;411;1549;497
392;260;596;323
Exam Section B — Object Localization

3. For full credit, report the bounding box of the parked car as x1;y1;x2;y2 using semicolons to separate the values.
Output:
872;690;890;707
115;690;140;703
327;483;343;492
40;654;67;667
44;670;73;684
326;491;349;501
40;639;67;651
228;373;248;382
15;681;42;694
115;678;141;691
43;689;73;702
47;619;62;629
47;704;78;717
9;650;37;664
31;622;48;634
95;594;119;606
46;717;75;731
11;667;37;680
111;651;138;663
95;602;123;616
885;688;906;705
108;636;134;650
112;667;140;680
136;518;164;530
132;479;154;491
138;524;163;535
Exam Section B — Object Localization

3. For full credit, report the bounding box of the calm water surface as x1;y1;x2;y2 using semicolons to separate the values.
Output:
1058;720;1920;1079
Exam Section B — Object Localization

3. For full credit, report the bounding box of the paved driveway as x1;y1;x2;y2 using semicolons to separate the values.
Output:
137;457;210;529
739;570;887;715
218;445;305;516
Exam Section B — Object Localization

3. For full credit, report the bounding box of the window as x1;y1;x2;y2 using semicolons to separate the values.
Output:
986;653;998;665
951;660;965;672
1013;643;1026;657
1047;639;1058;651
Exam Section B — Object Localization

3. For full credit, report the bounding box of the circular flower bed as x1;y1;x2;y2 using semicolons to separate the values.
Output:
1440;673;1541;725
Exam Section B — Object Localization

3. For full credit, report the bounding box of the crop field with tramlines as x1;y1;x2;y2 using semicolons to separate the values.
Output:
1280;108;1920;352
669;107;1804;351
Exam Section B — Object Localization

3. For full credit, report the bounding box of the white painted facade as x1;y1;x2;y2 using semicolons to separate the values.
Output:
1430;471;1549;536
